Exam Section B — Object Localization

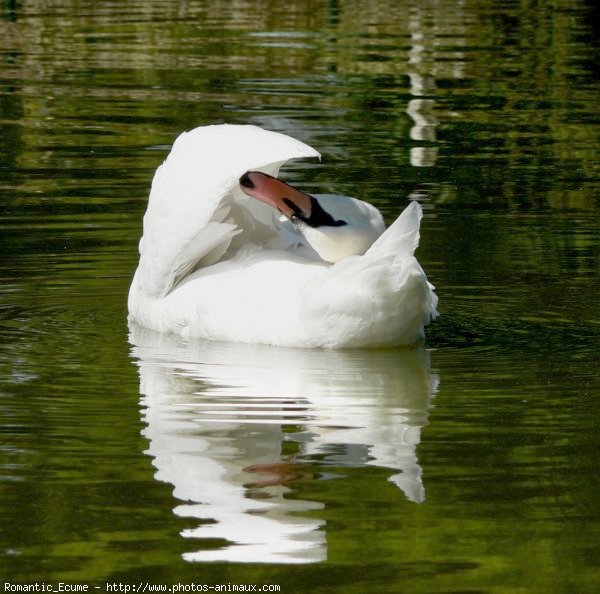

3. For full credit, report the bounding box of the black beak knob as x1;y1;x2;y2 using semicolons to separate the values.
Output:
239;172;255;189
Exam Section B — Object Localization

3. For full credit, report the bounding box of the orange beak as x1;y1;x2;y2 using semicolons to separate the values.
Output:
239;171;312;220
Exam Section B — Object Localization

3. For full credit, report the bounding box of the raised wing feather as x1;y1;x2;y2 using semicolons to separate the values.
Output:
136;125;320;297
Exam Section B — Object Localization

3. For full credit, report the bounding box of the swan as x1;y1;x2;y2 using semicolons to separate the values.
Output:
128;124;438;348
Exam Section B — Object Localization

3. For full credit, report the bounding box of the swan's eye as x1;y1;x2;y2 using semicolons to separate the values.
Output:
284;196;347;229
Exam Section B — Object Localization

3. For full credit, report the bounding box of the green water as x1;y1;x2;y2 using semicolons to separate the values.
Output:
1;1;598;592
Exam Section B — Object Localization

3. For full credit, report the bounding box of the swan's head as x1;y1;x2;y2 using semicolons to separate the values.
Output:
239;171;385;263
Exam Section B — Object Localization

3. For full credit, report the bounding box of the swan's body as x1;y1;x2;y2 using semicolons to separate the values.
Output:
128;124;437;348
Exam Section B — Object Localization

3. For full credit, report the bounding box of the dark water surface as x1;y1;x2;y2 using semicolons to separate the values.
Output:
1;1;599;592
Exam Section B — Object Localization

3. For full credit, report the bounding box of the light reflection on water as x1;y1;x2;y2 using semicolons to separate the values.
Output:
130;326;437;564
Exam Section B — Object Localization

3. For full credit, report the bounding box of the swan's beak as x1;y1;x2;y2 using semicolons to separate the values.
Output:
239;171;312;220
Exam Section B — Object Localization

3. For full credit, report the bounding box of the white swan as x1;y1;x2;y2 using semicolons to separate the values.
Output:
128;124;438;348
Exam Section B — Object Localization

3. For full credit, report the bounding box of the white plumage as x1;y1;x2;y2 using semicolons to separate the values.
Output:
128;124;438;348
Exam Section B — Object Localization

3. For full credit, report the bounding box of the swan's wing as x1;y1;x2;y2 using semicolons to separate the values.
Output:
136;125;320;298
301;201;438;347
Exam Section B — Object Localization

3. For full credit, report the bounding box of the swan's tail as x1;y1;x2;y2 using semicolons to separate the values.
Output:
302;201;438;348
375;201;438;319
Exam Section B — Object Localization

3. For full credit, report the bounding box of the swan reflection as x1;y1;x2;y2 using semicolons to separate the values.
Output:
130;326;438;564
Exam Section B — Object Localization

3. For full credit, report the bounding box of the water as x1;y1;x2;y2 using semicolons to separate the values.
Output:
1;0;599;591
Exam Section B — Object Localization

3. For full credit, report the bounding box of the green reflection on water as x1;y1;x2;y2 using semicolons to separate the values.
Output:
0;0;598;592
